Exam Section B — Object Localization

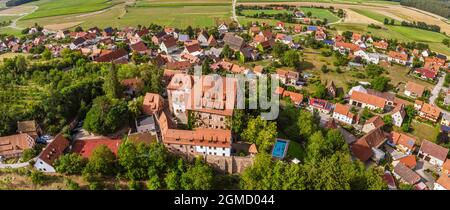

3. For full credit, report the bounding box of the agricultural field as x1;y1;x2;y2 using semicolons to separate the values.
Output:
300;7;340;23
22;0;124;20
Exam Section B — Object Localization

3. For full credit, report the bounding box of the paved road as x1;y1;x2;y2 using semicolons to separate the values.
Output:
429;72;450;115
232;0;240;27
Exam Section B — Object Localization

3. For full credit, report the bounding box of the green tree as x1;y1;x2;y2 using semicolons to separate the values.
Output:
54;153;88;175
311;82;327;99
41;48;52;60
282;50;301;68
103;63;122;99
83;145;118;177
221;44;233;59
30;170;46;185
241;116;278;151
165;170;180;190
371;76;390;92
180;158;214;190
83;96;130;135
384;18;389;25
297;110;320;139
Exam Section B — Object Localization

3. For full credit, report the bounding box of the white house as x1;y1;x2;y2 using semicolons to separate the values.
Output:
332;103;356;124
159;37;178;54
417;140;449;167
34;134;70;173
391;105;406;127
218;23;228;35
197;31;209;47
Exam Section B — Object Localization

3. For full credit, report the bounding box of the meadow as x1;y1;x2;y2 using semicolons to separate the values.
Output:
22;0;124;20
240;7;340;24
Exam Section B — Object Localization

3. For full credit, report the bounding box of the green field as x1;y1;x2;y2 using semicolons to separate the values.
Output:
350;8;394;23
22;0;124;20
300;7;340;23
0;15;18;23
334;23;450;55
238;0;399;5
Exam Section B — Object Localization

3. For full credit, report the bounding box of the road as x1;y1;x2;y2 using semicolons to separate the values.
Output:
429;72;450;115
232;0;240;27
7;6;38;30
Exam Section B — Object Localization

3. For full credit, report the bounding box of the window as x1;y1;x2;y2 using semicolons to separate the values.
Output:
220;117;223;121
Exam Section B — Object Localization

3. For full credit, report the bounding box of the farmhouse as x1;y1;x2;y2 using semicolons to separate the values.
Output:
362;115;385;133
387;51;408;65
0;134;35;159
351;128;387;162
332;103;356;124
404;81;425;98
387;131;416;155
34;134;70;173
417;140;449;167
415;102;441;122
349;90;388;111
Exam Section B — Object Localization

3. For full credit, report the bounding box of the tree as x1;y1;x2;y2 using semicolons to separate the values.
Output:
75;26;83;32
231;109;246;137
147;167;161;190
365;64;385;78
241;116;277;151
202;57;213;75
54;153;88;175
83;96;130;135
165;169;180;190
297;110;320;139
321;65;329;73
311;82;327;99
371;76;390;92
103;63;122;99
384;18;389;25
221;44;233;59
306;11;312;17
272;42;289;58
282;50;301;68
186;25;194;38
382;115;393;131
390;19;395;25
30;170;46;185
83;145;118;177
41;48;52;60
180;158;214;190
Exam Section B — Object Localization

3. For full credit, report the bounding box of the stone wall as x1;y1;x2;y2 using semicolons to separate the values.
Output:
204;155;254;174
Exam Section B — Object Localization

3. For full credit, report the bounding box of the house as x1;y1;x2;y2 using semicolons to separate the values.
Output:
416;102;441;122
276;22;285;30
373;40;388;50
404;81;425;98
434;174;450;190
351;33;363;43
282;91;303;106
294;24;302;33
349;90;387;111
130;41;149;55
351;128;387;162
396;155;417;169
332;103;356;124
142;92;164;116
159;112;232;157
413;68;438;80
223;33;245;51
334;42;360;54
391;105;406;127
136;115;156;134
424;56;446;71
17;120;41;139
308;98;334;114
387;131;416;155
362;115;385;133
393;162;421;185
207;35;217;47
0;133;35;159
387;51;408;65
218;23;228;35
275;69;299;86
70;37;86;50
441;113;450;126
72;138;122;159
182;43;203;57
34;134;70;173
197;31;209;47
418;140;449;167
160;36;178;54
95;48;129;63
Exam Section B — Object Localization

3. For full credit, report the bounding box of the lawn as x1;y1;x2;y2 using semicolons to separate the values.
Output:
241;9;291;16
286;140;305;160
409;120;440;144
300;7;340;23
0;16;18;23
22;0;124;20
0;27;23;36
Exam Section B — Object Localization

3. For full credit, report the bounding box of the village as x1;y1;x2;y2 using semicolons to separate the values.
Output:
0;4;449;190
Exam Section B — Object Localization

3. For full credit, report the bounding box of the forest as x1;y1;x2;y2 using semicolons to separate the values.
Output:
400;0;450;18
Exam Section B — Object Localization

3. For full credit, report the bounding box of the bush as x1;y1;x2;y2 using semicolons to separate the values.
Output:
65;178;80;190
29;170;46;185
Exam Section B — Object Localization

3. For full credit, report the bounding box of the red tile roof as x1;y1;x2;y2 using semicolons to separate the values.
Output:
394;162;421;185
405;81;425;97
334;103;355;119
398;155;417;169
72;138;122;159
335;42;360;51
389;131;416;150
436;174;450;190
388;51;408;61
351;91;386;109
419;140;449;162
37;134;70;166
351;128;386;162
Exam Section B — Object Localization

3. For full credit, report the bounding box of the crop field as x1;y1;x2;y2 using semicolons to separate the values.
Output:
22;0;124;20
300;7;339;23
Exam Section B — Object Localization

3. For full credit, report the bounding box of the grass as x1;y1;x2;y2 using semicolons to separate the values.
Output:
350;8;393;23
410;119;440;144
286;140;305;160
238;0;399;4
0;27;23;36
0;16;18;23
300;7;340;23
333;23;450;55
22;0;124;20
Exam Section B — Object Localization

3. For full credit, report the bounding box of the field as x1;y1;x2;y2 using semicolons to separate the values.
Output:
22;0;124;20
300;7;340;23
333;23;450;55
410;120;440;144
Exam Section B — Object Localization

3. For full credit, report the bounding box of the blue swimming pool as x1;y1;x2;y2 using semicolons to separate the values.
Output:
272;139;289;159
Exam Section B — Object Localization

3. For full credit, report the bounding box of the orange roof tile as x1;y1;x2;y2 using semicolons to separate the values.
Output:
351;91;386;109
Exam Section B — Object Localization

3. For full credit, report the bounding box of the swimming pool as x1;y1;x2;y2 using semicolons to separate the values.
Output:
272;139;289;159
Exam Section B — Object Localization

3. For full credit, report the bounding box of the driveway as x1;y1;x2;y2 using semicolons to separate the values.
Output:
0;158;36;169
415;160;437;189
429;72;450;116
